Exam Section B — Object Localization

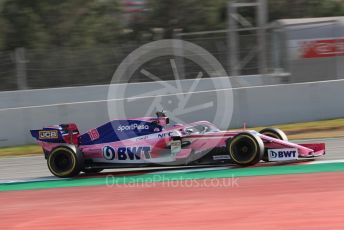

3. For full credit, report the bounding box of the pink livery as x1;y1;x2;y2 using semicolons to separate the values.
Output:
31;112;325;177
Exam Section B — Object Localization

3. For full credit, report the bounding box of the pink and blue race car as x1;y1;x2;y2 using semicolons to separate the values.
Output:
31;112;325;177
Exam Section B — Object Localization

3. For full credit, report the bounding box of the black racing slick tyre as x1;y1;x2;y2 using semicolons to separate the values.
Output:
259;128;288;162
47;147;84;178
259;128;288;141
227;132;264;166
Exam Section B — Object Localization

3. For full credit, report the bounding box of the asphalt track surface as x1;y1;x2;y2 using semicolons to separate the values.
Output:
0;137;343;182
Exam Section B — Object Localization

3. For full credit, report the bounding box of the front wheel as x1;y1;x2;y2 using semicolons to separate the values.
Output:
259;128;288;162
227;132;264;166
47;147;84;178
259;128;288;141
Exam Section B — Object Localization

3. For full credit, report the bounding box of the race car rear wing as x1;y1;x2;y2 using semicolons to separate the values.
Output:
30;123;80;144
30;128;66;143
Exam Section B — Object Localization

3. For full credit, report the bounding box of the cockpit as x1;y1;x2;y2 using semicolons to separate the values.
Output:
182;122;220;135
155;111;170;127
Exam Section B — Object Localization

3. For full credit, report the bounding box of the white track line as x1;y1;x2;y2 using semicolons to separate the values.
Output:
148;166;234;174
305;159;344;164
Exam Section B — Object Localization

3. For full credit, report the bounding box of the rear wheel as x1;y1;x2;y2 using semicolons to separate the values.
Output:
227;132;264;166
259;128;288;161
47;147;84;178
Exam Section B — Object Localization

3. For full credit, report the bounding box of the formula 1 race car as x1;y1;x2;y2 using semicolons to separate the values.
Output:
30;112;326;177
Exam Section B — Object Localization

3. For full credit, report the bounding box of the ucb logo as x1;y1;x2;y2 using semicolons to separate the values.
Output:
271;150;296;158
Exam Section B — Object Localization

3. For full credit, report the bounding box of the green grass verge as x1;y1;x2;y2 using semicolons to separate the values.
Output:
1;117;344;157
236;117;344;140
0;145;42;157
252;118;344;132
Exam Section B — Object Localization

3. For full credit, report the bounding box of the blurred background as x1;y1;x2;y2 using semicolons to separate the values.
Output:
1;0;344;90
2;0;344;147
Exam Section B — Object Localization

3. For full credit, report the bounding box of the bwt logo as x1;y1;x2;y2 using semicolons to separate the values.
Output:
270;150;297;158
102;146;151;160
117;124;149;132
